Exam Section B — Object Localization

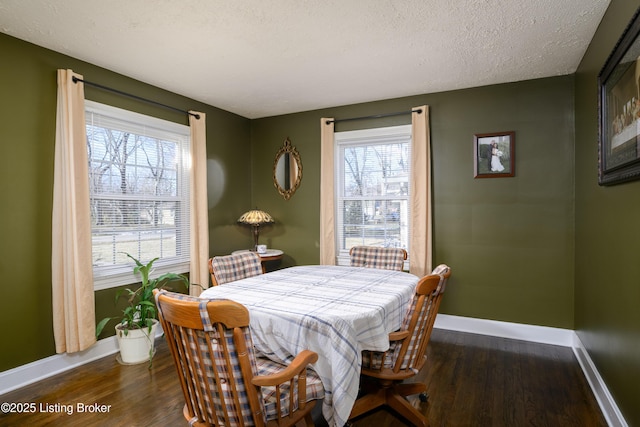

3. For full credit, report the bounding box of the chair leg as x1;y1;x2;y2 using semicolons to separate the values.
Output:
349;387;387;419
350;381;429;427
395;382;427;398
386;392;428;427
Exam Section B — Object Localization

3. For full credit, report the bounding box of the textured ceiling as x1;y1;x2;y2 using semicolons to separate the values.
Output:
0;0;610;119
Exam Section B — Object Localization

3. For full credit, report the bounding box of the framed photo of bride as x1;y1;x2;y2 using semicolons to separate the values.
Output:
473;131;515;178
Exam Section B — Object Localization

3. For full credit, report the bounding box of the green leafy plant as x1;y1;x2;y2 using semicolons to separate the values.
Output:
96;253;189;337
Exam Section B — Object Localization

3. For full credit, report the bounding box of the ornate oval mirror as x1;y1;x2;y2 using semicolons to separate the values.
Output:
273;138;302;200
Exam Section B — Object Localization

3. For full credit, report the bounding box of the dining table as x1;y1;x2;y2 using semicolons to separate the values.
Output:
199;264;418;427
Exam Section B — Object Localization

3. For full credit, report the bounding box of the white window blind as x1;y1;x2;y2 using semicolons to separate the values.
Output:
85;101;191;290
335;125;412;265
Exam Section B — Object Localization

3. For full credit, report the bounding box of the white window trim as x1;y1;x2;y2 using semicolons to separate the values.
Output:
334;125;412;267
85;101;191;290
85;100;189;141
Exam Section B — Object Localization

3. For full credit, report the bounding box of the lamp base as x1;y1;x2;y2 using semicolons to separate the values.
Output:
252;225;260;252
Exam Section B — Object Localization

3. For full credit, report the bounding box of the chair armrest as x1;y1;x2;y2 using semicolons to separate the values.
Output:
251;350;318;387
388;330;410;342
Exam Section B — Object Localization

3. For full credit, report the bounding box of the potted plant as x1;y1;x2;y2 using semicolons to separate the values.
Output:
96;253;189;366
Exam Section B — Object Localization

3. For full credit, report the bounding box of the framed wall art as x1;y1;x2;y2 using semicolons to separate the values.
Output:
474;131;515;178
598;7;640;185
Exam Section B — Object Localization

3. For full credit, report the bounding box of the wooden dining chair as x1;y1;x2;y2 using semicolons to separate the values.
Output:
154;289;324;427
209;251;264;286
349;246;408;271
348;264;451;427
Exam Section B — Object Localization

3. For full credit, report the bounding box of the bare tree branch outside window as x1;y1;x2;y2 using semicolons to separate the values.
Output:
87;123;183;267
341;142;410;250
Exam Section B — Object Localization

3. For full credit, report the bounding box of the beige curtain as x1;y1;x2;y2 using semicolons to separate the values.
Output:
189;111;209;295
319;118;336;265
409;105;432;277
52;69;96;354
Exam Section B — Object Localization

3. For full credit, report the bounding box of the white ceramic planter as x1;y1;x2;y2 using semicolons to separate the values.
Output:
115;319;158;364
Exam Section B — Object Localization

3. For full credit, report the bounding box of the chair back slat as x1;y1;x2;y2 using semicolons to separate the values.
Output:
360;265;451;374
233;327;267;425
156;290;323;427
164;323;203;423
209;252;264;286
349;246;407;271
351;265;451;427
155;291;266;427
393;264;450;373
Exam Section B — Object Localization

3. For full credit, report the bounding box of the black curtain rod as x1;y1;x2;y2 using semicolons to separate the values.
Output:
326;108;422;125
72;76;200;119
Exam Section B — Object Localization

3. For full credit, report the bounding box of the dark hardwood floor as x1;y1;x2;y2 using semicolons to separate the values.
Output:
0;329;607;427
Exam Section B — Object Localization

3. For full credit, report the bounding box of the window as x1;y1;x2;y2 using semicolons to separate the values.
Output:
85;101;191;290
335;125;412;265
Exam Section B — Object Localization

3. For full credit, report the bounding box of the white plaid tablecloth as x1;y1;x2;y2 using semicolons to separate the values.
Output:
199;265;418;427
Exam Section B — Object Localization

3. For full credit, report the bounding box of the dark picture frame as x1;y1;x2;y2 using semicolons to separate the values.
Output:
598;7;640;185
474;131;515;178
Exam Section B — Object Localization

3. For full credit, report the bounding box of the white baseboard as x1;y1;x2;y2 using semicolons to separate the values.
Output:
434;314;575;346
0;315;628;427
0;336;119;396
573;334;629;427
0;325;164;397
434;314;628;427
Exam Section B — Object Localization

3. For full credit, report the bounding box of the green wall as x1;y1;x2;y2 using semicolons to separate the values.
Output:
0;33;252;371
251;75;576;329
3;4;639;423
575;1;640;425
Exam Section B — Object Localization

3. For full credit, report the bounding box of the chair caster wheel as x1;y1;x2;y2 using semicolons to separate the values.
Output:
419;392;429;402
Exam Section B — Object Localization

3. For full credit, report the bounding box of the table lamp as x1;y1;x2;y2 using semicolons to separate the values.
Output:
237;209;274;251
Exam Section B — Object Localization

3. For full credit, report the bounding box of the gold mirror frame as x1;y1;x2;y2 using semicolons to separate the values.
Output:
273;138;302;200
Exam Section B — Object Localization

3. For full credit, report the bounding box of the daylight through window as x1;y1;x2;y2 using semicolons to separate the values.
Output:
85;101;191;290
335;125;411;263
